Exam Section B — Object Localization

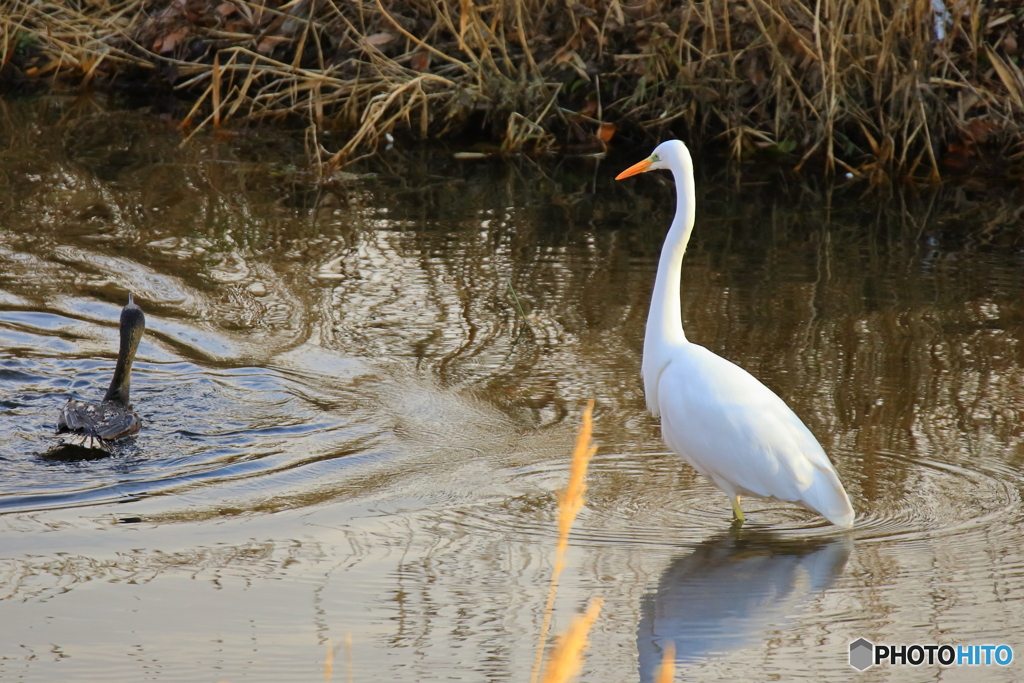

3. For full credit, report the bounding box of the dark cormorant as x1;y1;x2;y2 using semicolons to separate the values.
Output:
56;294;146;450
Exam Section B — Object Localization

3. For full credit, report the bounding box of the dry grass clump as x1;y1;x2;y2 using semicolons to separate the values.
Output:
1;0;571;168
4;1;1021;175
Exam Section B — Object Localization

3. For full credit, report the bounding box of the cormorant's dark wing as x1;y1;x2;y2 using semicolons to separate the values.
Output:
56;399;96;434
93;405;141;440
56;398;140;442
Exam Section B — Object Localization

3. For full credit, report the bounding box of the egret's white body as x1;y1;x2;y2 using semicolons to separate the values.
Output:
617;140;855;528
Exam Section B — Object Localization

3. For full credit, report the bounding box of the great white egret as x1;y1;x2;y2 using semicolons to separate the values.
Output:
56;294;146;451
617;140;855;528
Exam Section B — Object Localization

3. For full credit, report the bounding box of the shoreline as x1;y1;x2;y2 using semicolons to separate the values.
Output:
3;0;1022;179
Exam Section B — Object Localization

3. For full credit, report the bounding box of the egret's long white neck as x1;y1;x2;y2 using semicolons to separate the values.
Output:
645;152;695;350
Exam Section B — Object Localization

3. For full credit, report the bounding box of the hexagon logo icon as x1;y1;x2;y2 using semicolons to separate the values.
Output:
849;638;874;671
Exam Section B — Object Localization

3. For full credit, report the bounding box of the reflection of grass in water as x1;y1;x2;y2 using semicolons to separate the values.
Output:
538;598;603;683
507;277;530;329
507;276;531;340
655;642;675;683
505;277;535;360
322;634;351;683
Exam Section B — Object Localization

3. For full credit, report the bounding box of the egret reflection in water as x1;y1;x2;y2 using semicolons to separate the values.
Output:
637;530;852;681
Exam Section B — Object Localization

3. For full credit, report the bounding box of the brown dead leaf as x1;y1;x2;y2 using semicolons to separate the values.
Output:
155;27;188;54
181;0;204;24
745;54;764;86
966;117;999;142
216;2;237;17
622;0;659;20
942;140;976;171
778;24;814;63
596;122;616;142
411;50;431;72
579;99;598;118
365;32;395;47
213;128;243;141
255;12;287;52
553;46;575;65
257;35;290;55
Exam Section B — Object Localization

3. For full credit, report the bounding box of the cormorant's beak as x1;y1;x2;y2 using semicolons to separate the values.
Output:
615;157;653;180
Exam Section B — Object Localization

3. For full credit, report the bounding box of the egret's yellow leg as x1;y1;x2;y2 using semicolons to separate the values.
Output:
730;495;745;525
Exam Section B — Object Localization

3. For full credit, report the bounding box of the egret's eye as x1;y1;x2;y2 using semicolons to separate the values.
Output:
651;154;660;163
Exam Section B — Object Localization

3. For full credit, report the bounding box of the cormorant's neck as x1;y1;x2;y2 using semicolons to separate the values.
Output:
103;317;140;405
645;160;696;352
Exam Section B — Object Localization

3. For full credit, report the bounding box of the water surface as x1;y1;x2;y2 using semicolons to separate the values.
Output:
1;96;1024;681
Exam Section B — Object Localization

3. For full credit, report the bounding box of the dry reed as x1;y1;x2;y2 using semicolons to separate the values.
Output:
3;0;1022;176
530;399;599;683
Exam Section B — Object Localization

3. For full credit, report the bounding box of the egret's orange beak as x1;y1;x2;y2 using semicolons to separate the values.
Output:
615;158;652;180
